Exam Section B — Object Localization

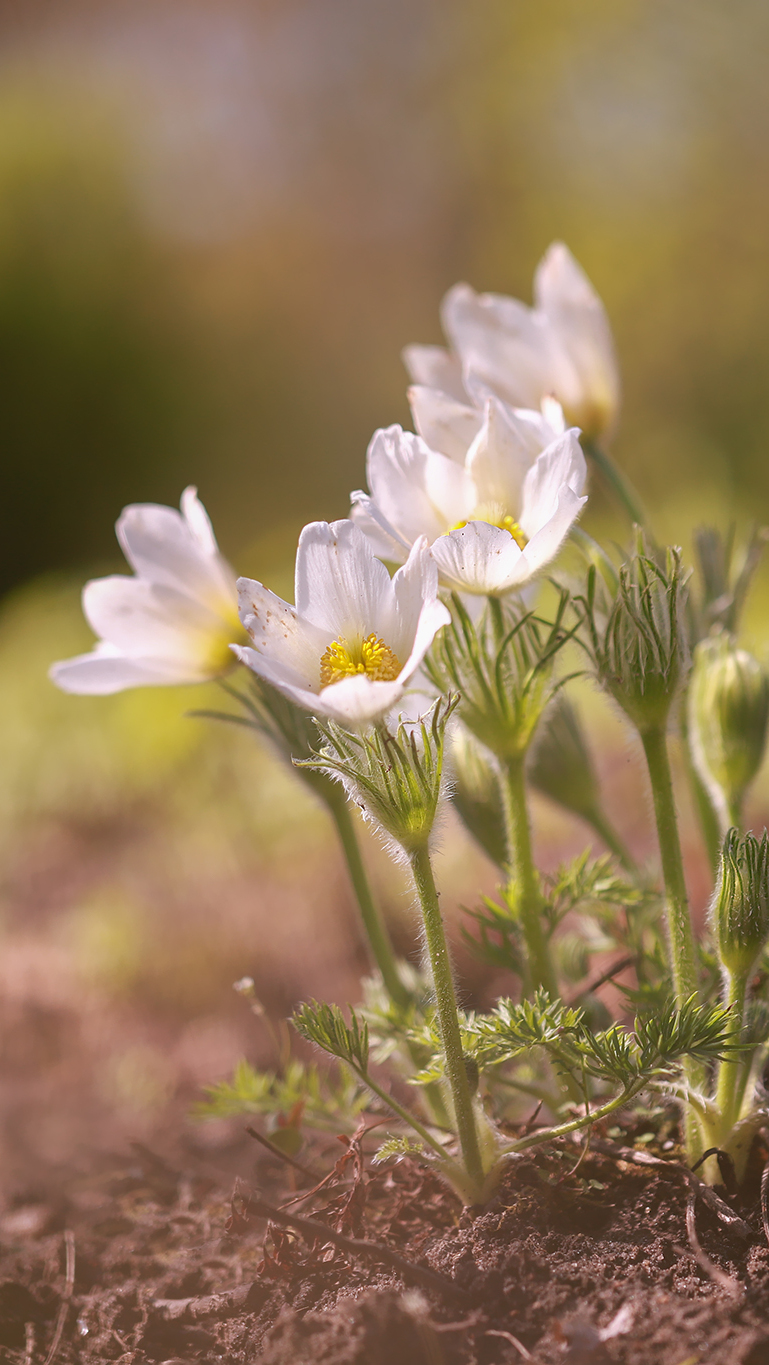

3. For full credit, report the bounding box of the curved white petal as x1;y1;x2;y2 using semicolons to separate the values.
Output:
442;282;556;411
465;398;540;514
430;522;527;595
386;537;450;671
516;482;587;579
317;674;410;727
49;646;198;695
294;520;394;641
82;576;234;664
237;577;328;691
408;384;481;462
180;485;219;557
117;495;237;621
518;430;586;540
534;243;620;434
401;344;467;402
364;426;453;547
349;498;407;562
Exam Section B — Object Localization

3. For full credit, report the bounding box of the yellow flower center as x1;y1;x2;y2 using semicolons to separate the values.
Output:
450;502;528;550
320;633;401;688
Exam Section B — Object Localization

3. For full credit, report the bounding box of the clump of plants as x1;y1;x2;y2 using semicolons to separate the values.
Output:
52;244;769;1206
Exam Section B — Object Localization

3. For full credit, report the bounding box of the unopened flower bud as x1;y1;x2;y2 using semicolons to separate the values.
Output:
689;635;769;829
712;829;769;980
450;727;507;868
579;535;688;734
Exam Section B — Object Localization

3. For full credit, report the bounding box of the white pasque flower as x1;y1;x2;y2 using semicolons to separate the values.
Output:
234;519;450;728
50;488;243;694
352;398;587;597
404;242;619;442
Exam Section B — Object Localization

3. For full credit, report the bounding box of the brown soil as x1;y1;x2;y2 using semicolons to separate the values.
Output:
3;1124;769;1365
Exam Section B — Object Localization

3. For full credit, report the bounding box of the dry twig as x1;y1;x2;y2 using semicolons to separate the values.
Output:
587;1136;751;1236
245;1124;319;1180
485;1329;532;1359
247;1191;467;1301
685;1188;742;1297
43;1230;75;1365
760;1160;769;1249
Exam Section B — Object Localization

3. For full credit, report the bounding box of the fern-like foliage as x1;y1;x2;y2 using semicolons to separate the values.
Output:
194;1057;367;1128
293;999;370;1071
473;989;734;1092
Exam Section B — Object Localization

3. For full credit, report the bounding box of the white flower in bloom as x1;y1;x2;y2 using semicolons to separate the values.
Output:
352;399;587;597
50;488;242;694
404;242;619;441
234;520;450;729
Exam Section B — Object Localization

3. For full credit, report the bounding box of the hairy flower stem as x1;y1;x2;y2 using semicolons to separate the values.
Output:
640;724;706;1156
501;757;559;1000
714;972;747;1138
582;437;647;529
409;843;485;1195
328;791;411;1012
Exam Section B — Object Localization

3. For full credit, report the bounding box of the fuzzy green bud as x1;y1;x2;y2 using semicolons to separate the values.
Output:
689;635;769;829
578;535;688;734
712;828;769;979
450;727;507;868
426;591;573;763
298;697;458;855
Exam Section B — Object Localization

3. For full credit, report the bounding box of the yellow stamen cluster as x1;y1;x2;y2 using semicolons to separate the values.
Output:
320;633;401;688
450;506;528;550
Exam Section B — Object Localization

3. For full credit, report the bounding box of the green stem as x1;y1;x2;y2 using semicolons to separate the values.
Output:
504;1080;647;1154
640;724;705;1157
409;843;484;1194
582;437;648;529
714;971;747;1136
500;756;559;999
640;726;700;1008
327;790;410;1012
352;1062;462;1171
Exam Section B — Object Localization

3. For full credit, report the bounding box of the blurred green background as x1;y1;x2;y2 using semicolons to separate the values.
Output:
2;0;769;1189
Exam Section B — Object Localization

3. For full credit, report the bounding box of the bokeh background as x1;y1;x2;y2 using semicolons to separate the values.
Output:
2;0;769;1202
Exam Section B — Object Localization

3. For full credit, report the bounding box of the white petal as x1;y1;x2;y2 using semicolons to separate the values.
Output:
442;282;556;410
49;646;203;694
117;496;237;621
294;519;394;641
534;243;620;434
349;498;407;562
430;522;527;595
180;485;219;556
518;430;586;540
316;674;408;727
237;577;328;691
82;576;232;663
362;426;474;549
386;537;450;668
408;384;481;462
401;344;467;402
465;398;539;515
516;483;587;579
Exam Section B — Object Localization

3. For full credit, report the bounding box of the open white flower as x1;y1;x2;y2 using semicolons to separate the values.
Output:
352;398;587;597
234;519;450;728
50;488;243;694
404;242;619;441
